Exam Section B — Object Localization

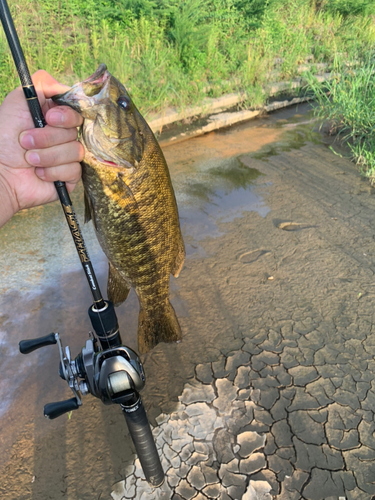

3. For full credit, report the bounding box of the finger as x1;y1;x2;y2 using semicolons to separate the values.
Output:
20;125;78;150
32;70;71;99
35;162;82;184
25;141;84;167
66;181;80;194
45;106;83;128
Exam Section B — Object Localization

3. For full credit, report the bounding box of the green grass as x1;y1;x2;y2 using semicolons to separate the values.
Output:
0;0;374;121
2;0;374;177
306;56;375;180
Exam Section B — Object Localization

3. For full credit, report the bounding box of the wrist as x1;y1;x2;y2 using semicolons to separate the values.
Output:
0;167;18;228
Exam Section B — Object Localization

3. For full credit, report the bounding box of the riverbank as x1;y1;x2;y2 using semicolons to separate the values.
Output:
150;63;331;144
307;57;375;183
2;101;375;500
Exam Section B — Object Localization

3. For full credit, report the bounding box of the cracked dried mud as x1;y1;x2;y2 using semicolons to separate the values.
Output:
1;103;375;500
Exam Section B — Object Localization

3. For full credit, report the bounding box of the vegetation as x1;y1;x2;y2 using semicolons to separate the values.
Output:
307;56;375;180
0;0;373;111
0;0;374;175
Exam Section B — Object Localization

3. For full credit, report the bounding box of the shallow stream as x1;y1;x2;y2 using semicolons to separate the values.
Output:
2;102;350;500
0;102;320;446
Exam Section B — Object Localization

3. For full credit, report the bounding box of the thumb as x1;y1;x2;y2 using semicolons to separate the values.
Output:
32;69;71;100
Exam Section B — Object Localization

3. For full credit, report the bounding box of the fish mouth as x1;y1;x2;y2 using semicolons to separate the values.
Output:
83;64;109;85
82;64;111;95
52;64;111;109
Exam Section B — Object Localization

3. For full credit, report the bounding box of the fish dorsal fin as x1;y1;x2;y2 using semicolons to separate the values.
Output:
84;190;92;224
108;262;131;306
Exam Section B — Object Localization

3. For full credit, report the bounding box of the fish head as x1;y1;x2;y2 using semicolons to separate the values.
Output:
52;64;145;169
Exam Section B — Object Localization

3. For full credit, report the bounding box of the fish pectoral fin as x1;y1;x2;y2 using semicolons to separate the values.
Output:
84;190;93;224
103;174;138;211
108;262;131;306
171;235;185;278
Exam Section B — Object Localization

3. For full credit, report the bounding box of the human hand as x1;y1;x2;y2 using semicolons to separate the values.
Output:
0;70;84;227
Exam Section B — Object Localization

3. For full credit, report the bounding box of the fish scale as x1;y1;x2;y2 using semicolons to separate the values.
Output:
53;64;185;353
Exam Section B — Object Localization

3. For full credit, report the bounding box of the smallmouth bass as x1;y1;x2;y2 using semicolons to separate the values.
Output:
53;64;185;353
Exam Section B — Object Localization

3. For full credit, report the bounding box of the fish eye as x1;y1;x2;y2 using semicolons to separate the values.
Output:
118;96;130;110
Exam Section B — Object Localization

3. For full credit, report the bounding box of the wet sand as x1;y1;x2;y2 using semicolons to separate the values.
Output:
1;103;374;499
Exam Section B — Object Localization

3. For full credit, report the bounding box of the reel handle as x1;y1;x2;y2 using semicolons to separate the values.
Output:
44;397;79;419
19;333;57;354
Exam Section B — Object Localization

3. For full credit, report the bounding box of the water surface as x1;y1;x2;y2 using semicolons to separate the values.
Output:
0;101;319;455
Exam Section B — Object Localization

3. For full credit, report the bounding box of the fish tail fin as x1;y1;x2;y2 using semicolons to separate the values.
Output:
138;301;182;354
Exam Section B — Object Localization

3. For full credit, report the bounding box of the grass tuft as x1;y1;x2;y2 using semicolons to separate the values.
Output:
306;54;375;180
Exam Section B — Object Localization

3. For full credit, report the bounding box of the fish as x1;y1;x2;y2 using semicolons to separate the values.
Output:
53;64;185;353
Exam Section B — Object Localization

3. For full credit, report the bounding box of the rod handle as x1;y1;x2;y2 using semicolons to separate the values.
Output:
122;397;164;487
44;397;79;420
19;333;57;354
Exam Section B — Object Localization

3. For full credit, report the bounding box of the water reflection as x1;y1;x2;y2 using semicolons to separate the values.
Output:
186;157;263;197
252;122;322;161
175;156;269;255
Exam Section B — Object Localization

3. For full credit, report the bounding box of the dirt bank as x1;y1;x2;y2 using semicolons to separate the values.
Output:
1;103;374;499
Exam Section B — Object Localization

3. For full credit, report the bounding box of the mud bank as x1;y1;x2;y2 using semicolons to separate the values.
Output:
1;103;375;499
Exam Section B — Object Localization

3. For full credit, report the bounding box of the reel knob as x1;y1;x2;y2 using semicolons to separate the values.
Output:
19;333;57;354
44;398;80;419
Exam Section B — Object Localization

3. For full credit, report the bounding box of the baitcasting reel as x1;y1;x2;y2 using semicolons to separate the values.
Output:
19;301;164;487
19;330;145;419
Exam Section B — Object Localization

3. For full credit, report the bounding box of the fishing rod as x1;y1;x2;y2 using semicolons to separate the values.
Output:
0;0;164;487
0;0;108;320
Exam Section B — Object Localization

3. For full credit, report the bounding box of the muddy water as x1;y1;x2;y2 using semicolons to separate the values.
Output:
0;107;300;420
0;102;358;499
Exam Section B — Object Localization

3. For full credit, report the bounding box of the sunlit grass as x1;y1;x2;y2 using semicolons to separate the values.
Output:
306;57;375;180
0;0;374;120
